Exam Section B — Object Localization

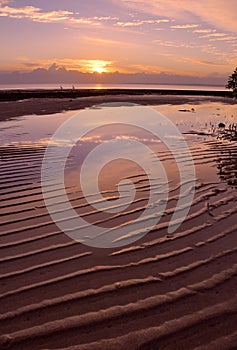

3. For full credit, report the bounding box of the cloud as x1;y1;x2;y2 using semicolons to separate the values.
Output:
69;18;101;26
193;29;215;33
209;36;237;42
82;36;139;48
170;24;199;29
197;31;237;44
199;33;227;38
0;5;74;22
0;63;228;85
120;0;237;32
0;4;117;26
195;59;226;66
93;16;119;21
153;39;198;49
115;19;170;27
183;57;226;66
7;58;115;73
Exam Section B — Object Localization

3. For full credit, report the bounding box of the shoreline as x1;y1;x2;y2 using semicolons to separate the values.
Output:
0;88;233;102
0;91;236;121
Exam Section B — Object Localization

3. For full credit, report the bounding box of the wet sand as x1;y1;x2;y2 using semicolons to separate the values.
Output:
0;97;237;349
0;91;236;121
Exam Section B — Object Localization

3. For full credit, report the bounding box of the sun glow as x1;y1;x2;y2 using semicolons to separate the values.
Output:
93;66;104;74
87;60;109;74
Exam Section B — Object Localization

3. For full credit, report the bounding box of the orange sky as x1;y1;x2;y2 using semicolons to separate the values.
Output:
0;0;236;77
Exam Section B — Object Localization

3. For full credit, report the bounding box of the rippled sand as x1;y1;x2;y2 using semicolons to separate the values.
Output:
0;100;237;349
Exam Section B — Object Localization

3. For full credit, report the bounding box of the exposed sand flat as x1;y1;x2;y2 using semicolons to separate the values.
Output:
0;91;236;121
0;99;237;349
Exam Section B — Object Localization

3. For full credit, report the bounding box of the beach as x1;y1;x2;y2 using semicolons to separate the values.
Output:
0;88;235;121
0;90;237;349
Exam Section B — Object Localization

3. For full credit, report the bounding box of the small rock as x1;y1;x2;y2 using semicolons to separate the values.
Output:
218;123;225;128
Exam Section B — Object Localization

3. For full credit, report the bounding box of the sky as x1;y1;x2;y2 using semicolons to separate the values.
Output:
0;0;236;82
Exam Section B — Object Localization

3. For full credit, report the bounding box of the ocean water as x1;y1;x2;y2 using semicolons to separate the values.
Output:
0;83;227;91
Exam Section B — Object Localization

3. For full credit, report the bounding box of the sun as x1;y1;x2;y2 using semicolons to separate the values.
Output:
93;66;104;74
86;60;110;74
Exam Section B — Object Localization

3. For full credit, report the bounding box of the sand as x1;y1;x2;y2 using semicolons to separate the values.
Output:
0;94;237;349
0;91;236;121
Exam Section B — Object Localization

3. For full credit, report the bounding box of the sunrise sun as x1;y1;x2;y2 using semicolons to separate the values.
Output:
93;66;104;74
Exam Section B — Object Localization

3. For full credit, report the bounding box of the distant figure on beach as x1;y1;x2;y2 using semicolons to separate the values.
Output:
60;85;63;91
